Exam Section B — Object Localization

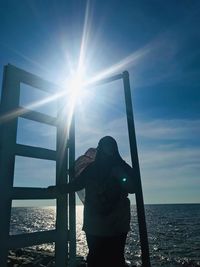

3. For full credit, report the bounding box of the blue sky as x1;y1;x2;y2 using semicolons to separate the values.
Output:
0;0;199;206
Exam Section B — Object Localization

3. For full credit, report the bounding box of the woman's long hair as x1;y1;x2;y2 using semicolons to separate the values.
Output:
94;136;124;177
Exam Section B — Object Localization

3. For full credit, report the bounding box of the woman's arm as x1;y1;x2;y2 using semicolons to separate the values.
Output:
47;167;88;194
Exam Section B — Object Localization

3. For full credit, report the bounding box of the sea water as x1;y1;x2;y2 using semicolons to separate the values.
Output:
10;204;200;267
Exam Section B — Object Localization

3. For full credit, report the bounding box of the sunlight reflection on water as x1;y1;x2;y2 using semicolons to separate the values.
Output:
10;204;200;267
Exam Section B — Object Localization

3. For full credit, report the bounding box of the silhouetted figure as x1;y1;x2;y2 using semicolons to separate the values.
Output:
48;136;137;267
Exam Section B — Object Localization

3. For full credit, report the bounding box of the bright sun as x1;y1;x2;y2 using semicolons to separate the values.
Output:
63;66;90;134
68;69;86;103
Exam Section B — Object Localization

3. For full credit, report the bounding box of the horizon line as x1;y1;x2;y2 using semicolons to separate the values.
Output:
12;202;200;208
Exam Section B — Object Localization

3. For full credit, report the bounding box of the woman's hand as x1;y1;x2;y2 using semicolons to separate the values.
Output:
47;185;58;194
46;184;68;195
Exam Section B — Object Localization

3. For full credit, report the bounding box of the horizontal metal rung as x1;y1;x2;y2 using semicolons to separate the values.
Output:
11;187;57;199
15;144;56;160
19;107;57;126
8;64;60;94
7;230;59;248
86;73;123;88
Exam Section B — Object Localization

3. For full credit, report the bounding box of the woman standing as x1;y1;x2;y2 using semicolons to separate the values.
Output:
48;136;137;267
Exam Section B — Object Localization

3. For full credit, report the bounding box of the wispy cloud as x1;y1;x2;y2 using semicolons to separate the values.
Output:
136;119;200;141
133;118;200;203
135;118;199;170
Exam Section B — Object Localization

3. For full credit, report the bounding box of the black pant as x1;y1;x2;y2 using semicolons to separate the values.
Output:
86;233;127;267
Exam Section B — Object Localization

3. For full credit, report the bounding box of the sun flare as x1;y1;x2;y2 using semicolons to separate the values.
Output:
63;66;90;136
68;70;86;103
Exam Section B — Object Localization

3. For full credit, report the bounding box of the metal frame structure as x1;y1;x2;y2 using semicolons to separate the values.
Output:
0;64;76;267
0;64;151;267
